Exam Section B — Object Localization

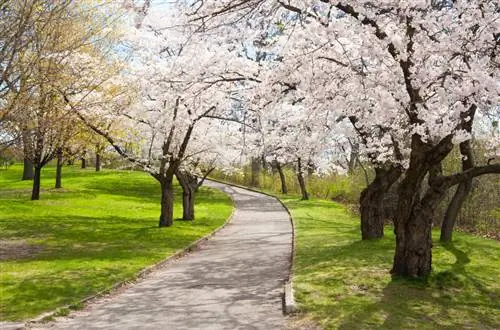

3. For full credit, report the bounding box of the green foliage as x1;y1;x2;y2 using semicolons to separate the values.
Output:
282;196;500;329
0;165;232;321
212;165;368;205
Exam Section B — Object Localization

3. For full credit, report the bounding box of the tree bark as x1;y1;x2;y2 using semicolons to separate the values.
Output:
22;129;34;180
176;171;196;221
348;142;359;174
95;153;101;172
55;148;63;189
440;181;471;242
360;166;402;240
392;135;499;278
275;161;288;194
182;185;195;220
391;133;455;277
297;158;309;200
441;139;474;242
391;167;432;277
31;166;42;200
250;157;261;188
159;175;174;227
22;158;34;180
81;158;86;169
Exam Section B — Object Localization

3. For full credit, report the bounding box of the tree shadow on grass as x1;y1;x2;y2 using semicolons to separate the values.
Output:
335;242;498;330
0;212;221;262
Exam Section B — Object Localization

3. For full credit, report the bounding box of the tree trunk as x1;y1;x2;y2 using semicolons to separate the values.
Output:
348;142;359;174
81;158;86;169
391;106;475;278
297;158;309;200
176;172;195;220
55;149;63;189
275;161;288;194
176;171;198;220
250;157;261;188
22;129;34;180
441;139;474;242
22;158;34;180
391;134;454;278
95;153;101;172
392;173;431;277
31;166;42;201
159;175;174;227
441;179;472;242
360;166;402;240
182;186;195;220
392;201;434;278
391;137;436;278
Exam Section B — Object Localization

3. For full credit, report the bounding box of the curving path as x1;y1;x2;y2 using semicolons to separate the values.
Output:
30;181;292;330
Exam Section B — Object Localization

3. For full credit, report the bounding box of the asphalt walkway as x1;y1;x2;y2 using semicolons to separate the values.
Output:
31;181;292;330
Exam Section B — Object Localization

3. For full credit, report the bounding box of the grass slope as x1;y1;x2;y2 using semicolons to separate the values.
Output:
0;165;232;321
281;197;499;330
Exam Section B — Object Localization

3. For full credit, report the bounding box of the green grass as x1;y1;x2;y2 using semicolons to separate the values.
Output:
0;164;232;321
281;197;500;330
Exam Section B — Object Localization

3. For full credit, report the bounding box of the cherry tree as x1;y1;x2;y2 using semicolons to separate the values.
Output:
186;0;500;277
176;120;244;220
248;59;353;200
74;8;259;227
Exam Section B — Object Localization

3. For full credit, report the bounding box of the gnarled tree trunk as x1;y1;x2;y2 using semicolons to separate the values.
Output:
391;132;455;278
392;166;432;277
360;166;402;240
81;158;86;169
391;134;446;277
390;106;498;277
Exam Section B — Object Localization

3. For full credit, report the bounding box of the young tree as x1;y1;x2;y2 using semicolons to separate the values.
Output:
3;1;125;199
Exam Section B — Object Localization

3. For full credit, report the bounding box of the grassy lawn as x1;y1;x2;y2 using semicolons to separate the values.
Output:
0;165;232;321
281;197;500;330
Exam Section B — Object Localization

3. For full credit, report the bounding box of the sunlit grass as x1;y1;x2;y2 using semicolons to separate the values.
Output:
0;165;232;321
281;197;500;329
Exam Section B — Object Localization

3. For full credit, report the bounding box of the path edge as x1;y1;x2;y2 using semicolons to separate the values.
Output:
206;178;298;315
21;186;237;329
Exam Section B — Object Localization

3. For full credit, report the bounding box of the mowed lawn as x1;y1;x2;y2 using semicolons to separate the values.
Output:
281;197;500;330
0;165;232;321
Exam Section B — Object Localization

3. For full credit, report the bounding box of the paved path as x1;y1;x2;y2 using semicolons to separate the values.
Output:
31;181;292;330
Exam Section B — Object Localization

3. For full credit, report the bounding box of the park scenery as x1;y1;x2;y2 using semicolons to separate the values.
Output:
0;1;499;329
